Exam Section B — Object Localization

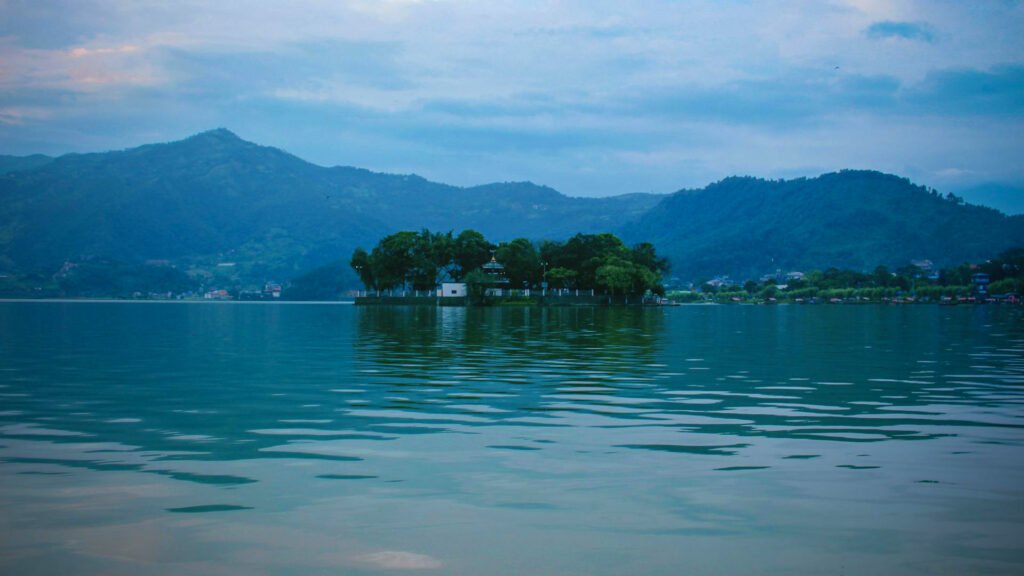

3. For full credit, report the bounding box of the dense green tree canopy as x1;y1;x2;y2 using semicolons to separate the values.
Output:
410;230;454;291
541;233;665;294
352;230;665;295
350;248;374;289
943;247;1024;294
370;231;419;290
496;238;541;289
452;230;494;281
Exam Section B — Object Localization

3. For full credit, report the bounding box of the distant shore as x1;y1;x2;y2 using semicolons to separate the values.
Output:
0;297;1017;308
0;298;355;305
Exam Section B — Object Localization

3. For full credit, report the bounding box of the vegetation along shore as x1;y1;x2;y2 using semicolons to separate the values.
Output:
336;230;1021;307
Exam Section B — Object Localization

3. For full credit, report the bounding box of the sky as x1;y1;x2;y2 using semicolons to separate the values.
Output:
1;0;1023;209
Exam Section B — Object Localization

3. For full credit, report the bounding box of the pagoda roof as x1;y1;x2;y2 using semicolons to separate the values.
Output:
482;256;504;271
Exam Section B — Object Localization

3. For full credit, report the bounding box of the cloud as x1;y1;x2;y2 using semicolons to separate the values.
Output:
935;167;974;178
0;106;53;125
68;45;141;58
0;0;1021;196
907;64;1024;115
0;41;168;93
613;70;906;130
864;21;936;43
168;39;414;108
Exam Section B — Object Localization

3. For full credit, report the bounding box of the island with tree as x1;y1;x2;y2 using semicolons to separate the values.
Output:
349;230;669;306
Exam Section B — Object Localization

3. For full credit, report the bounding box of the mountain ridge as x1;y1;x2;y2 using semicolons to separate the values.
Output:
623;171;1024;280
0;130;662;286
1;129;1021;291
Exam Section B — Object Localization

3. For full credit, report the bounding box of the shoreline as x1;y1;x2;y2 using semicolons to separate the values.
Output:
0;298;1016;307
0;298;355;305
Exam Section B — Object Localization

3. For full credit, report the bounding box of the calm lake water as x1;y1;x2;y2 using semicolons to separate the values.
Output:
1;302;1022;575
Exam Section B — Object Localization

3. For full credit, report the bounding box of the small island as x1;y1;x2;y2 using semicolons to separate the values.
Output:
349;230;669;306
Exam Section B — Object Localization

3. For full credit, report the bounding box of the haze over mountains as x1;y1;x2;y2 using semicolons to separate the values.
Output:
1;129;1022;290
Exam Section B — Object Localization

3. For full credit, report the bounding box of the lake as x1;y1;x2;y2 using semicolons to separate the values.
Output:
1;301;1022;575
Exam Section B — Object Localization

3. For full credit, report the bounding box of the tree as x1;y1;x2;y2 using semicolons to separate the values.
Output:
370;231;419;289
546;267;577;289
596;256;660;296
464;268;496;305
596;257;634;295
496;238;541;288
631;242;669;274
409;229;453;291
562;233;629;289
452;229;493;281
989;278;1021;295
634;264;660;295
539;240;567;270
350;247;375;289
998;248;1024;274
940;264;972;287
353;228;667;298
872;265;892;288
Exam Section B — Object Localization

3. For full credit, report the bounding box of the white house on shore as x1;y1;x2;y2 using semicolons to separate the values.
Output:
439;283;467;297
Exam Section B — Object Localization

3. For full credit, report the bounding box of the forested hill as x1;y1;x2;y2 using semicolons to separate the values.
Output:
0;129;659;282
622;171;1024;281
0;129;1021;291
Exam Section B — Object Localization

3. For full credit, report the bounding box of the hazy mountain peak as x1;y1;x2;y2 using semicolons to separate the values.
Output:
187;127;243;142
112;128;313;173
172;128;258;154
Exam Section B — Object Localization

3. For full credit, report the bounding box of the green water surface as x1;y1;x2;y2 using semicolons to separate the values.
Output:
0;302;1022;575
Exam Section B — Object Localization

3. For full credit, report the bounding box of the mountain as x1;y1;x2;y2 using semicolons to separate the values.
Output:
1;130;1022;294
0;129;659;286
1;129;382;279
622;171;1024;281
0;154;54;175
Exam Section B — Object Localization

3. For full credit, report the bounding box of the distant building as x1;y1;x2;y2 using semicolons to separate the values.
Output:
972;272;991;295
439;283;467;297
263;281;282;298
481;253;510;296
911;259;934;273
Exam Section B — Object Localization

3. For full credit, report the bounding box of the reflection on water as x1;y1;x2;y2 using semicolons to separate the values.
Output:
1;302;1023;575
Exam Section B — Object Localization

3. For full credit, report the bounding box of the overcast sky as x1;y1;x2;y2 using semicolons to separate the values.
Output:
1;0;1022;204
